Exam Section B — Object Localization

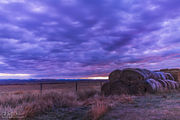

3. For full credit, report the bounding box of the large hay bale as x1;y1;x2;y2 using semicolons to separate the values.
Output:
121;68;145;85
101;81;130;95
163;80;173;89
165;73;175;81
137;68;154;79
167;80;176;89
155;72;167;80
127;82;147;95
109;81;130;95
145;79;157;93
145;79;163;93
156;79;168;89
101;82;111;95
109;69;122;83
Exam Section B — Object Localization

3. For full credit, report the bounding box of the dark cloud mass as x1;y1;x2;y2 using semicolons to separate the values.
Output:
0;0;180;78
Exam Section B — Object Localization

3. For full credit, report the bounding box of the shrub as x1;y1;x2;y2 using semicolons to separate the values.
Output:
88;100;110;120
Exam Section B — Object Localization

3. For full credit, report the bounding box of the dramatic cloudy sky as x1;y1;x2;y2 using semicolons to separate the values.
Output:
0;0;180;79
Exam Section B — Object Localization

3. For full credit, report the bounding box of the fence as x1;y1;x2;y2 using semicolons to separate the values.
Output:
0;80;108;94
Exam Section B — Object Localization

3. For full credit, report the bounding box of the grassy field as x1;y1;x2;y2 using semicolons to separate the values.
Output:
0;82;179;120
31;92;180;120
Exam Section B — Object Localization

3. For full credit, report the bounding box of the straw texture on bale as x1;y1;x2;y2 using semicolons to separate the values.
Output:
156;79;168;89
101;82;111;95
165;73;175;81
109;69;122;83
145;79;157;93
101;81;130;95
121;68;145;84
160;69;180;82
101;68;180;95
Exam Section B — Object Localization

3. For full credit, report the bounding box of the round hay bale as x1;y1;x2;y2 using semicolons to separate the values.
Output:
164;80;173;89
128;81;147;95
165;73;175;81
151;72;160;80
108;81;130;95
142;69;155;78
154;72;166;80
121;68;145;85
156;79;168;90
145;79;163;93
166;80;177;89
135;68;154;80
109;69;122;83
157;72;167;80
101;82;111;95
145;79;157;93
154;80;163;92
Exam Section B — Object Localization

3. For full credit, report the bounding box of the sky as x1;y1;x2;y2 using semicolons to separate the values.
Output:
0;0;180;79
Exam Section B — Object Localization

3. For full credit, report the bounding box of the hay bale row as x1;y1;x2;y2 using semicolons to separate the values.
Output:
145;79;180;93
160;69;180;82
101;68;179;95
120;68;174;85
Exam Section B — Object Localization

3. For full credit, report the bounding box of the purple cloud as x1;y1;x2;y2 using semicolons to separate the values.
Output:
0;0;180;78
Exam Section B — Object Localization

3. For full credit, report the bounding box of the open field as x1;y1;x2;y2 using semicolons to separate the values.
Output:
31;91;180;120
0;80;179;120
0;80;105;94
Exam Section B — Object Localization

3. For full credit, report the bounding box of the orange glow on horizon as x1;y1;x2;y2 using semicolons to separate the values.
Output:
0;73;30;77
81;76;108;79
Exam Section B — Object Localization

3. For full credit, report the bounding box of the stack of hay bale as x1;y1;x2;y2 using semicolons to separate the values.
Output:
159;69;180;82
101;68;180;95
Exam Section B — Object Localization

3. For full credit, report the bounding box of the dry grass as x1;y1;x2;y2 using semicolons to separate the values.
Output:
0;90;80;119
85;94;134;120
88;100;110;120
83;94;134;107
77;89;99;100
0;89;134;120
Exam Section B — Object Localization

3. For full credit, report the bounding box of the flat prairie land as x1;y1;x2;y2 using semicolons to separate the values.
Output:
31;91;180;120
0;81;179;120
31;93;180;120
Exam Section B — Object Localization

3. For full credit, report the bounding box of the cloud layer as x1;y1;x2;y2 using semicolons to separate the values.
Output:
0;0;180;78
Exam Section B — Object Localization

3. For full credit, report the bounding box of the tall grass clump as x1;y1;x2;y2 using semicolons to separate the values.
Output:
88;100;110;120
0;89;134;120
85;94;134;120
0;91;79;119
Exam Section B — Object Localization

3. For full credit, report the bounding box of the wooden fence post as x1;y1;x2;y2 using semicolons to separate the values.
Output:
75;82;78;92
40;83;43;94
100;81;103;88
